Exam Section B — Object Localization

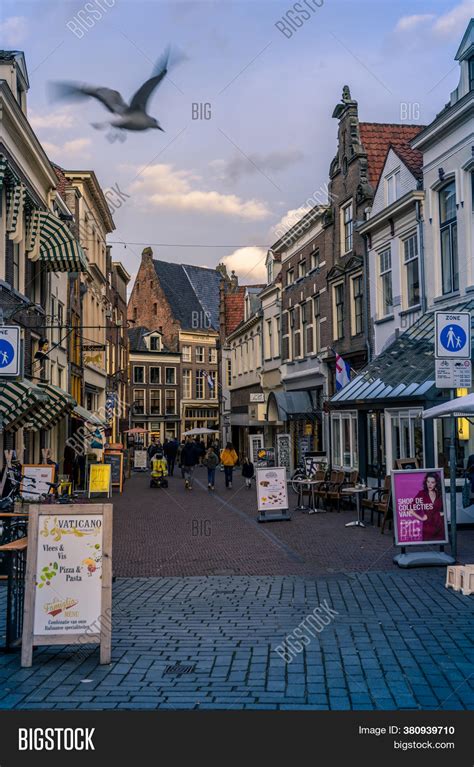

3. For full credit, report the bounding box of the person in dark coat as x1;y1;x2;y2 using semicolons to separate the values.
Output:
181;437;201;489
241;457;254;489
164;438;179;476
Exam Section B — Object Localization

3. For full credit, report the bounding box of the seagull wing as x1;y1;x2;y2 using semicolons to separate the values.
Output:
128;47;170;113
50;82;128;114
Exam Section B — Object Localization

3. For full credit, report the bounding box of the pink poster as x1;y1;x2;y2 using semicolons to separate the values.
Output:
392;469;449;546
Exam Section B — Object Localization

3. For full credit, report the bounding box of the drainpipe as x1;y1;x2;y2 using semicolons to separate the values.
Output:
416;199;426;314
363;233;372;363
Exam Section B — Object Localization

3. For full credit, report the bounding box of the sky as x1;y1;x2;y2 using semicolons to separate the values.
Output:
2;0;473;285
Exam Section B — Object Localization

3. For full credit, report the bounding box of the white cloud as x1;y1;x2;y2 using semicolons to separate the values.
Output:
432;1;474;38
270;205;312;241
221;247;267;283
30;108;75;131
129;163;271;220
0;16;28;46
42;137;92;161
395;14;435;32
395;2;472;40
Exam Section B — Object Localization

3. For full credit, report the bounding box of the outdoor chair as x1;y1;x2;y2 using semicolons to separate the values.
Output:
301;469;326;507
321;470;346;512
361;476;392;531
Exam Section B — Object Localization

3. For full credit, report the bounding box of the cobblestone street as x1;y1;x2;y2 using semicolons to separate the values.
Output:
1;471;474;710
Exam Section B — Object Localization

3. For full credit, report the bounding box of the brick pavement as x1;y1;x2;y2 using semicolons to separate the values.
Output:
1;470;474;711
112;469;474;577
1;571;474;710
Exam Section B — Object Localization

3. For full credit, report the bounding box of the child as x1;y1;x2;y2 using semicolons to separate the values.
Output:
242;456;254;488
204;447;219;490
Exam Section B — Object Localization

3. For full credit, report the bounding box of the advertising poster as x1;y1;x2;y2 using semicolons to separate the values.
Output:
256;467;289;512
21;465;55;501
392;469;449;546
88;463;111;497
33;514;103;636
134;449;147;469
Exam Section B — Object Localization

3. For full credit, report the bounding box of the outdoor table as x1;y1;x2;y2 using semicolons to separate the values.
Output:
292;479;326;513
341;486;368;528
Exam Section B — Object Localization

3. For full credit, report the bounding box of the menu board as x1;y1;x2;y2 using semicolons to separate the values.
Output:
103;452;123;491
134;449;147;469
256;467;289;512
33;514;104;636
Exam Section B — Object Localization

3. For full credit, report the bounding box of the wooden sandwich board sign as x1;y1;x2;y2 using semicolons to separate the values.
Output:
103;452;123;492
88;463;111;498
21;503;112;667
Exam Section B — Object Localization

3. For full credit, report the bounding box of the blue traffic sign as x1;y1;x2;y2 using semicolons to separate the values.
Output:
440;324;467;353
0;339;14;368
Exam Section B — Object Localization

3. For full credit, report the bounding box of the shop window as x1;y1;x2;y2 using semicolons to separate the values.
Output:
386;409;423;469
331;411;358;468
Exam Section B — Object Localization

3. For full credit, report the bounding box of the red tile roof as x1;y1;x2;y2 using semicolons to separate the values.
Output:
52;163;67;196
359;123;425;188
390;142;423;181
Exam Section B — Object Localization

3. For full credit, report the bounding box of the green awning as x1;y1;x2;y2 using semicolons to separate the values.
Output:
72;404;108;428
0;379;48;432
37;212;89;273
33;383;76;429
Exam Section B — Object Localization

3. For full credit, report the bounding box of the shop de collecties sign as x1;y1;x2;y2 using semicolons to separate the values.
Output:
391;469;449;546
21;504;112;667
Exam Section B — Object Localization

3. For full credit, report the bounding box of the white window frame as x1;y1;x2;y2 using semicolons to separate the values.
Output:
150;389;161;415
340;200;353;254
133;365;145;384
378;249;393;318
165;388;177;415
386;168;401;205
208;347;217;364
182;345;192;362
331;411;358;469
332;281;344;340
165;366;176;385
195;346;205;363
385;408;424;470
402;232;420;309
182;369;192;399
133;388;145;414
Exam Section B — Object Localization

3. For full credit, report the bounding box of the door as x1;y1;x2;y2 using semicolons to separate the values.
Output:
277;433;292;474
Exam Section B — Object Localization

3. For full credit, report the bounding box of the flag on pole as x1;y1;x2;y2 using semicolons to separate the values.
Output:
201;370;214;389
335;353;351;391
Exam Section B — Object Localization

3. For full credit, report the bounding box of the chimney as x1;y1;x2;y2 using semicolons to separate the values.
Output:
142;246;153;263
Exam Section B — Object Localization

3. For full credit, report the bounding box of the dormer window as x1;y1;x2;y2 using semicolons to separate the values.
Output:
149;335;161;351
386;169;401;205
267;258;273;284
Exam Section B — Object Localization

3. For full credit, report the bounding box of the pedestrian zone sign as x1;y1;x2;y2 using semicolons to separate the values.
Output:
0;325;20;376
435;312;471;359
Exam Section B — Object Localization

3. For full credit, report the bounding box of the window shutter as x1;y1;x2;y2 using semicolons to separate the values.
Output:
294;333;301;358
281;311;289;335
282;336;290;360
306;326;313;354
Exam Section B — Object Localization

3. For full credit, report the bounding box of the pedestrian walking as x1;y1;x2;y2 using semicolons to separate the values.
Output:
176;439;186;478
147;438;159;465
181;437;200;490
204;447;220;490
242;456;254;488
220;442;238;489
164;437;178;476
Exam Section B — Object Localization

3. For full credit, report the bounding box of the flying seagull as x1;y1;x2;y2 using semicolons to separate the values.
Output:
50;47;177;140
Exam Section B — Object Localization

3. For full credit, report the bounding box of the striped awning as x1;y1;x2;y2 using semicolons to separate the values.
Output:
0;379;48;432
72;404;108;428
35;212;88;273
33;383;76;429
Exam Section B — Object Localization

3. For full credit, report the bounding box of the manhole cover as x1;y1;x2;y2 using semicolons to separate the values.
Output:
164;663;196;676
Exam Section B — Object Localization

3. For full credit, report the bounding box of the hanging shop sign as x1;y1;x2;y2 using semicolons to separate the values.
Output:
391;468;449;546
21;503;112;667
88;463;111;498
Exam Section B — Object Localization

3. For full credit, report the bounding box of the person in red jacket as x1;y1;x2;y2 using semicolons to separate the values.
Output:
411;472;445;541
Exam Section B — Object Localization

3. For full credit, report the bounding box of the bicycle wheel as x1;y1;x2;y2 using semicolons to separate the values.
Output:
290;470;305;494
